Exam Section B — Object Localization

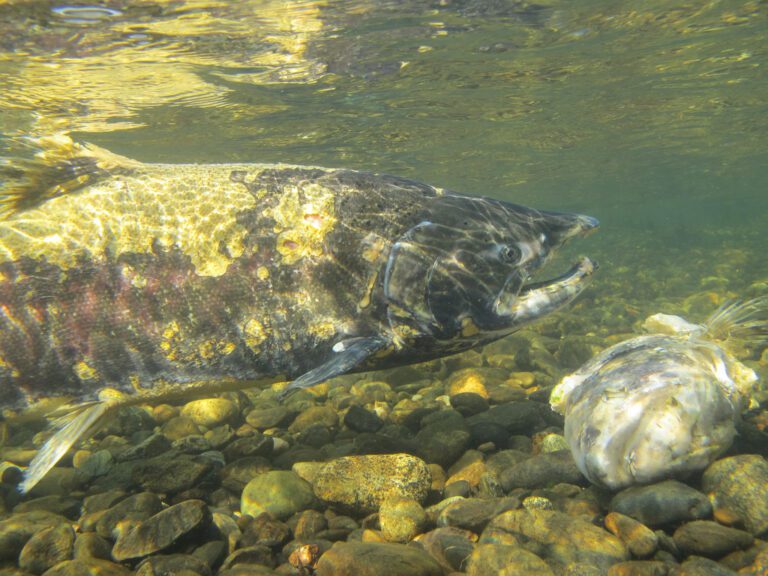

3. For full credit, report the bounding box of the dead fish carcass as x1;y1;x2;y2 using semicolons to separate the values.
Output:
0;135;598;491
550;297;767;490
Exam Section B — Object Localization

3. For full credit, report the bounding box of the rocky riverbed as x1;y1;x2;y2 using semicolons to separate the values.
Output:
1;241;767;576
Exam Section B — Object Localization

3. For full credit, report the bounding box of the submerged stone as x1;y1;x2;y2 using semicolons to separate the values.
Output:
315;542;443;576
311;454;431;516
241;471;317;520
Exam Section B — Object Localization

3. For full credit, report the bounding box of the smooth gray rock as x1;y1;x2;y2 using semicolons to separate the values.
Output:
673;520;753;558
111;499;211;561
610;480;712;527
499;449;584;490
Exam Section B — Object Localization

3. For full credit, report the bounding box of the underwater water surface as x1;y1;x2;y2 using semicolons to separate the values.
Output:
1;0;766;317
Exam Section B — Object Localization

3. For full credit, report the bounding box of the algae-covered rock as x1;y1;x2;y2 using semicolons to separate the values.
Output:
702;455;768;536
312;454;430;516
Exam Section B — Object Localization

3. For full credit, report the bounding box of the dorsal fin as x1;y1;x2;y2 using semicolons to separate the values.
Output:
0;134;140;218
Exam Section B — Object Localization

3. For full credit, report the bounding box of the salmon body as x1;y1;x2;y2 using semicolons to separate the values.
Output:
0;136;598;491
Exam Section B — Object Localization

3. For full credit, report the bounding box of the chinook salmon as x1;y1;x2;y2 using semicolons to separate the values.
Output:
0;135;598;491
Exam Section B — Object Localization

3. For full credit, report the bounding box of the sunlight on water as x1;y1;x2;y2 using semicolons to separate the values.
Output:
0;0;766;308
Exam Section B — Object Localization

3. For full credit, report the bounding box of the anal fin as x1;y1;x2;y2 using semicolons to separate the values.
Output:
19;399;114;493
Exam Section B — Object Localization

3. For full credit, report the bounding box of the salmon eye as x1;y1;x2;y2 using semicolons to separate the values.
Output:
500;245;520;263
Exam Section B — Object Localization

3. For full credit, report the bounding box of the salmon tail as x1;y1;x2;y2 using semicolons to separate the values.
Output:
19;399;113;494
704;295;768;350
0;133;139;218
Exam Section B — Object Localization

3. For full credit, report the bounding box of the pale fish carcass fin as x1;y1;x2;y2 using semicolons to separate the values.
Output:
704;295;768;348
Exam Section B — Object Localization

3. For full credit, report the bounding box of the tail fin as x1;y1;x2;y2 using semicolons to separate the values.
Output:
19;400;113;493
705;296;768;350
0;133;139;218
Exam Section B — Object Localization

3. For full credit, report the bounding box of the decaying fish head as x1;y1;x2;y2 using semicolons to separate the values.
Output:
383;193;598;347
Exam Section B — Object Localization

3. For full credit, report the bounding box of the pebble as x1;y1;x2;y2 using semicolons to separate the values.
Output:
483;509;629;571
414;527;476;572
240;471;317;520
676;556;739;575
467;401;543;436
343;404;384;432
181;398;238;428
72;532;112;560
161;416;203;441
111;499;212;561
311;454;431;515
437;496;517;533
131;454;212;494
466;542;554;575
672;520;754;558
446;368;491;398
314;541;444;576
415;412;471;468
378;496;428;543
13;495;81;520
238;514;291;548
94;492;164;539
219;545;276;571
449;392;489;417
499;449;584;490
40;559;132;575
605;512;659;558
702;455;768;536
288;405;338;435
245;406;294;430
115;433;171;462
0;510;69;562
610;480;712;527
73;449;114;478
222;434;273;461
19;523;75;574
135;553;212;576
606;560;673;576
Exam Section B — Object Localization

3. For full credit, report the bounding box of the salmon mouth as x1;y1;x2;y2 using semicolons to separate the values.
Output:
521;257;598;294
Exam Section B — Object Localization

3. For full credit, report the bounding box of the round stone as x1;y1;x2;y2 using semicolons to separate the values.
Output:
379;497;428;543
181;398;238;428
241;471;317;520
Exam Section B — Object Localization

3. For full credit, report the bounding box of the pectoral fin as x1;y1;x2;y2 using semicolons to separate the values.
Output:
279;336;389;399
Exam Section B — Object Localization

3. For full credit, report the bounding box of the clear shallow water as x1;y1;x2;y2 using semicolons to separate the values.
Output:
0;0;766;314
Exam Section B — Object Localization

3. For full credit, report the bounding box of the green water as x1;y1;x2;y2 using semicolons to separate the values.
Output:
1;0;766;316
